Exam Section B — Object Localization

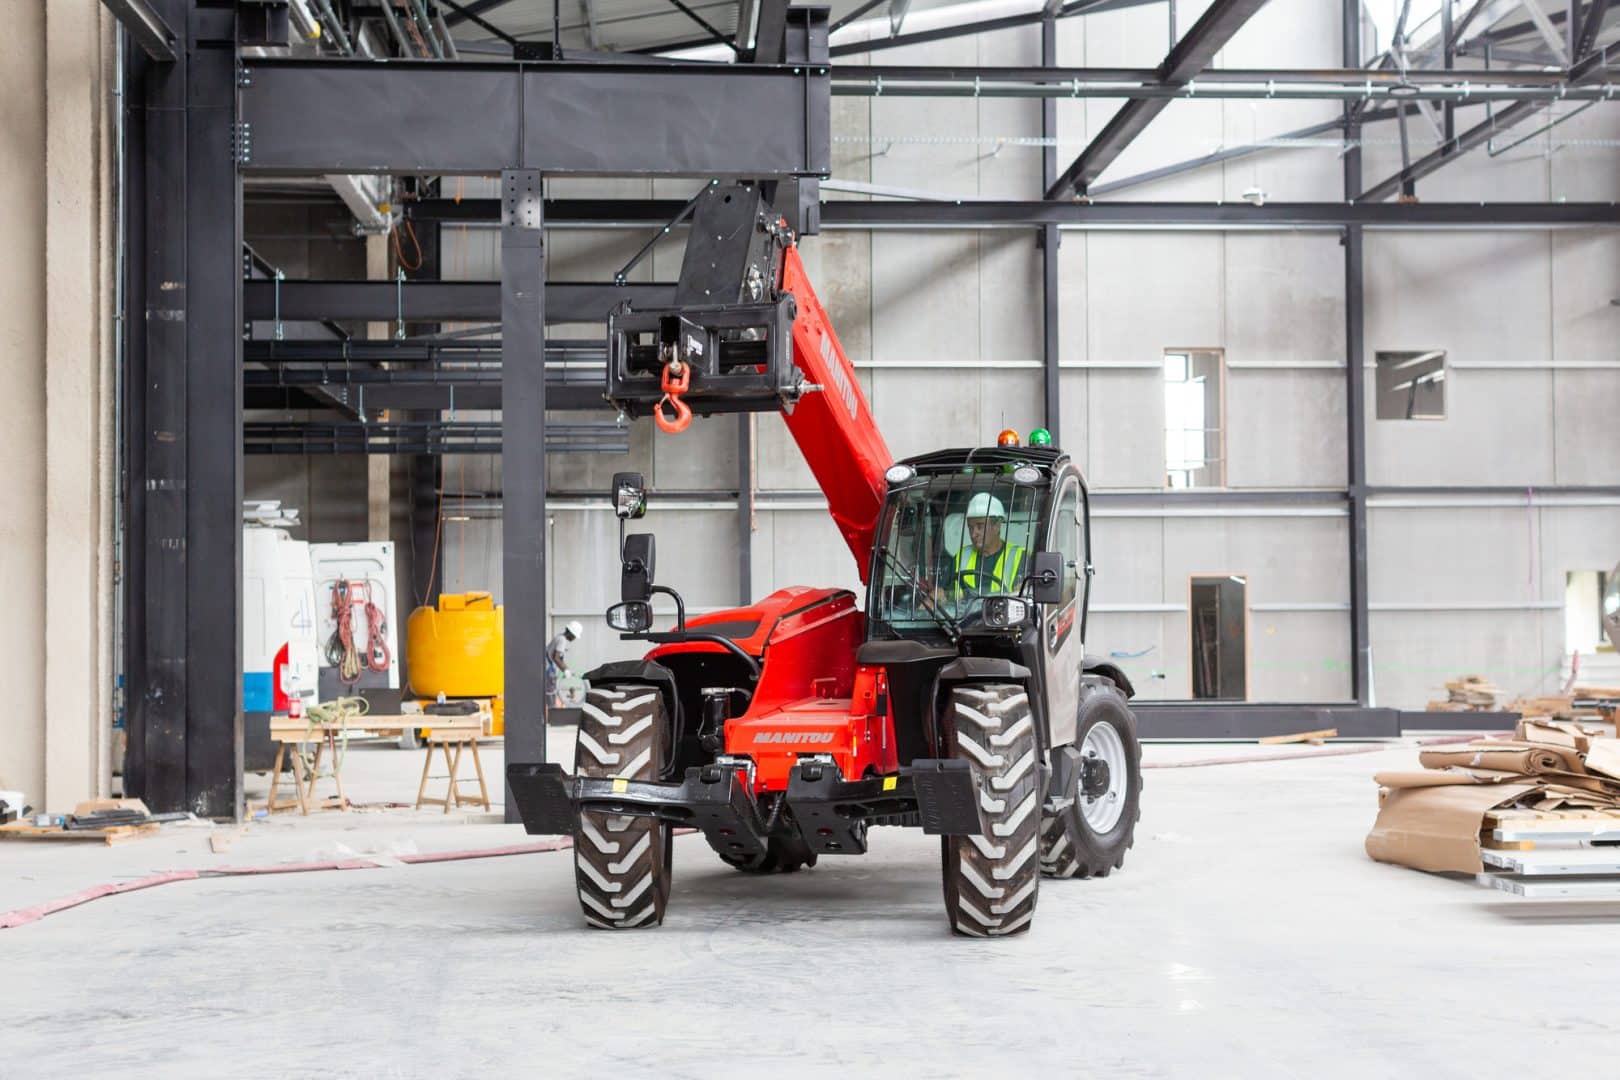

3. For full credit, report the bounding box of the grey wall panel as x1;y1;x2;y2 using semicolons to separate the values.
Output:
1084;611;1173;700
1367;506;1536;604
1247;610;1353;703
975;24;1042;201
1537;506;1620;602
1216;0;1340;204
1057;370;1091;472
1223;234;1343;366
1160;515;1348;604
797;229;874;369
442;516;505;598
979;233;1043;372
1549;104;1620;202
1087;233;1223;361
548;414;654;493
1553;370;1620;485
1089;516;1164;604
755;410;817;491
759;507;865;598
1364;232;1556;485
548;508;625;614
1056;227;1090;368
1370;609;1559;709
1364;367;1555;486
1225;369;1346;488
871;35;978;193
871;231;982;367
1083;368;1165;488
652;414;738;492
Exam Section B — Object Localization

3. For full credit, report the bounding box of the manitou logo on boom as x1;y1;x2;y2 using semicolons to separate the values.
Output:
818;329;858;418
753;731;837;745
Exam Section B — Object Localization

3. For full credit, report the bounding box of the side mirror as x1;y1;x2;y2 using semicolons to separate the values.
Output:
606;600;653;634
612;472;647;520
1029;551;1065;606
621;533;655;602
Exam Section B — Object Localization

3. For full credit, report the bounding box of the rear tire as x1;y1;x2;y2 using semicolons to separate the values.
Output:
573;684;673;929
940;683;1041;937
1040;678;1141;879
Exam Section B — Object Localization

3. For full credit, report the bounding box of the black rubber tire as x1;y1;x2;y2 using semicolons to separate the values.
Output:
573;684;674;929
1040;678;1142;879
940;683;1042;937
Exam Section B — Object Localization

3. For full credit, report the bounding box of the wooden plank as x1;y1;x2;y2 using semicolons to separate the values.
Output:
1257;727;1338;745
0;821;159;845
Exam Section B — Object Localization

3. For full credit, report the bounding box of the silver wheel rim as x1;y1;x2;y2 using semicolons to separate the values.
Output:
1080;721;1128;834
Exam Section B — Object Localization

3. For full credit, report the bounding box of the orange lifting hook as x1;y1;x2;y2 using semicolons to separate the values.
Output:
654;359;693;434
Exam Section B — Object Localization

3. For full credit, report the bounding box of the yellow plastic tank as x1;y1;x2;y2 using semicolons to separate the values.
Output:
406;592;505;699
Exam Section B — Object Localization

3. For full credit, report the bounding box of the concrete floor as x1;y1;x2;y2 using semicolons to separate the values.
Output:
5;732;1620;1078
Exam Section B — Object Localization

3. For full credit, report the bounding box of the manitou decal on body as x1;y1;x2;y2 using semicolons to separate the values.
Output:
753;731;837;745
819;329;858;419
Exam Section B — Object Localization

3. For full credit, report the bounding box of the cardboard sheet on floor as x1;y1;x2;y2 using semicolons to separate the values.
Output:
1583;739;1620;781
1365;782;1536;874
1417;743;1584;775
1372;769;1525;790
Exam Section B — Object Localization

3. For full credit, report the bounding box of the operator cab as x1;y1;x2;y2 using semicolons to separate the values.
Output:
867;445;1083;648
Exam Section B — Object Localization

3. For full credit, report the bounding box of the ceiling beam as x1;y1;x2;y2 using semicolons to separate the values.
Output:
1045;0;1271;198
1357;41;1611;200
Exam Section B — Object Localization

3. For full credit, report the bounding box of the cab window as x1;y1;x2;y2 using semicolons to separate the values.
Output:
1052;483;1081;605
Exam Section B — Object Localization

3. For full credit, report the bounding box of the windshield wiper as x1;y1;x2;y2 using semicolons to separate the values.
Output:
876;546;960;645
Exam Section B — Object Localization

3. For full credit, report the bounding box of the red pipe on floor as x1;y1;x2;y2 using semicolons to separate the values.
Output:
0;837;574;930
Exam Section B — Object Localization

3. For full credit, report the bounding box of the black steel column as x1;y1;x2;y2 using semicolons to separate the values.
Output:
1344;0;1371;704
1040;15;1061;441
127;2;188;812
126;0;242;817
501;169;547;816
738;415;753;606
185;2;244;817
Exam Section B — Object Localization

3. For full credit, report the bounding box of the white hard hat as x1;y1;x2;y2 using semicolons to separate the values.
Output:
965;492;1007;520
565;620;584;638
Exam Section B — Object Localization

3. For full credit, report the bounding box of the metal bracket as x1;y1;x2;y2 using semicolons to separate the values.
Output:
230;121;252;165
394;268;406;340
272;269;284;341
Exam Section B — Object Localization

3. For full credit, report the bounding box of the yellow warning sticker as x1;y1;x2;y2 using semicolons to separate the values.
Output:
612;778;629;793
882;776;898;791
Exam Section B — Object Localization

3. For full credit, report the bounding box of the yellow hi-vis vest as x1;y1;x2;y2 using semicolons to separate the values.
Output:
954;541;1026;597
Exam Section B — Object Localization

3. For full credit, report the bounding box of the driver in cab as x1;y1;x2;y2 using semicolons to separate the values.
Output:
933;492;1026;605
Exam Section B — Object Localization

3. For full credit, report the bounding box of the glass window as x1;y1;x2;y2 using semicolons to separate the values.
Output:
1052;484;1080;605
869;471;1042;639
1164;349;1225;488
1375;350;1446;420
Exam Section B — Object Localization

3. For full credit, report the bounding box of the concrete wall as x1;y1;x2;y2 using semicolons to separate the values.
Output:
0;1;117;811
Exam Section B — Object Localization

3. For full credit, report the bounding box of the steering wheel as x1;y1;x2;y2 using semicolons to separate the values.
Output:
949;565;1007;594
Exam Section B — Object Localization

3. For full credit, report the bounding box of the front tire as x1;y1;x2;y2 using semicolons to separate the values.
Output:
573;684;673;929
1041;678;1141;879
941;683;1042;937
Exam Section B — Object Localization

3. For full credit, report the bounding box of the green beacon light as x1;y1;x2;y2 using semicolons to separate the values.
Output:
1028;427;1052;447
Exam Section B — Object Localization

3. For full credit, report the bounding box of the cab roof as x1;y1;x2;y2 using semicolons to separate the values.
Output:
898;445;1069;474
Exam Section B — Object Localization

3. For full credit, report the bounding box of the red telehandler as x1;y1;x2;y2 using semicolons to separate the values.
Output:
507;183;1142;936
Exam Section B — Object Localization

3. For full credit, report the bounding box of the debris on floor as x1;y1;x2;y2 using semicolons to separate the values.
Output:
1257;727;1337;745
1365;717;1620;882
0;799;189;846
1425;674;1500;712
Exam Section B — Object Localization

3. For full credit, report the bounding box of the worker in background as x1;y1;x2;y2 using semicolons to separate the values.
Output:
945;492;1026;603
546;620;585;707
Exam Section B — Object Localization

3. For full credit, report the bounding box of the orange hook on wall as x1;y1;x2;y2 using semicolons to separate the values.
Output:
654;359;693;434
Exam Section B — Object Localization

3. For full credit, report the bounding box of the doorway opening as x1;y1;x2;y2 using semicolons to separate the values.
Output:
1191;575;1247;700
